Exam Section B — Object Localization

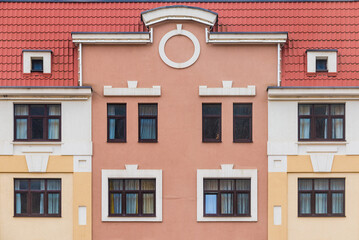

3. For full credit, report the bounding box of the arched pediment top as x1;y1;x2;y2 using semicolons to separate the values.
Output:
141;5;218;27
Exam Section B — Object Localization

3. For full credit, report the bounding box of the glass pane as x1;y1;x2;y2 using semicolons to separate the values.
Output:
204;179;218;191
47;180;61;190
236;179;251;190
205;194;217;214
31;193;44;214
48;105;61;116
141;180;155;190
15;193;27;214
15;180;28;190
332;119;344;139
299;119;310;139
331;179;345;190
315;193;327;214
31;119;44;139
48;193;60;214
299;193;311;214
221;193;233;214
110;193;122;214
32;59;43;71
234;118;250;140
109;118;125;140
237;193;250;215
15;105;28;116
30;180;45;190
299;105;311;115
48;119;60;140
314;179;329;190
332;193;344;214
234;104;252;116
203;104;221;115
143;193;154;214
16;119;27;139
140;119;156;140
314;105;328;115
109;180;123;191
139;104;157;116
316;59;327;71
315;118;328;139
299;179;312;190
30;105;45;116
125;180;139;190
331;104;344;115
220;180;234;190
203;118;220;140
126;193;138;214
108;105;126;116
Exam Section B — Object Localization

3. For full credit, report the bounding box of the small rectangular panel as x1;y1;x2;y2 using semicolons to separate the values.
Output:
274;206;282;225
78;206;87;225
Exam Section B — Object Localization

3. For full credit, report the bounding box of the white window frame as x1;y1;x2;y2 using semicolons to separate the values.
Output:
307;50;337;73
102;165;162;222
23;50;52;73
197;164;258;222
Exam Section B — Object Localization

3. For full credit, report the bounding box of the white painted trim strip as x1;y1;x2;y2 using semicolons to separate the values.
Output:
207;32;287;44
0;88;91;97
268;88;359;99
199;81;255;96
104;81;161;97
72;33;152;44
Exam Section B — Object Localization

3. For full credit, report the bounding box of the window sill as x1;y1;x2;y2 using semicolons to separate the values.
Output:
14;215;61;218
12;141;63;145
298;215;345;218
103;216;161;222
198;216;257;222
296;141;347;145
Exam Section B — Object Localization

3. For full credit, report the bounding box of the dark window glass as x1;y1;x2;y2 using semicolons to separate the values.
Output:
107;104;126;142
203;179;251;217
31;59;43;72
298;104;344;141
202;104;221;142
298;178;344;217
139;104;157;142
234;104;252;142
14;179;61;217
108;179;156;217
316;59;327;72
14;104;61;141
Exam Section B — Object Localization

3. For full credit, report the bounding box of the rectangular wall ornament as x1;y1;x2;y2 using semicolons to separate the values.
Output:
104;81;161;97
199;81;255;96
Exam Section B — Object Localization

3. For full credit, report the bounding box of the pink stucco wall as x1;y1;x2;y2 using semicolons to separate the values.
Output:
84;21;277;240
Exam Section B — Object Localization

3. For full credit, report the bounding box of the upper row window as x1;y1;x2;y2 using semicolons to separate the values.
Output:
14;104;61;141
298;104;344;141
22;50;51;74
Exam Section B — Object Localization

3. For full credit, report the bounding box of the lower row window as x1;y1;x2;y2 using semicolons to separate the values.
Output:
14;179;61;217
109;179;156;217
298;178;345;217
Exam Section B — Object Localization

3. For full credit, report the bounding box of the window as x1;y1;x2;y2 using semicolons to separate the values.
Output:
138;104;157;142
107;104;126;142
31;58;43;72
233;103;252;142
298;178;344;217
306;50;337;73
109;179;155;217
202;104;221;142
298;104;344;141
14;104;61;141
204;179;250;217
14;179;61;217
316;58;327;72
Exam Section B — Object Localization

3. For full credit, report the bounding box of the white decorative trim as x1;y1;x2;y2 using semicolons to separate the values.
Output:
25;154;49;172
199;81;256;96
102;165;162;222
73;156;92;172
23;51;51;73
268;156;287;173
273;206;282;225
197;164;257;222
206;29;288;44
307;50;337;73
268;88;359;100
159;24;200;69
103;81;161;97
141;6;218;27
0;88;91;97
310;153;334;172
72;31;152;44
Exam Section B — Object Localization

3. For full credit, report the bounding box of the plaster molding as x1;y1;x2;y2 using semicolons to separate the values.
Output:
73;155;92;173
307;50;337;73
23;50;51;74
72;30;152;44
199;81;256;96
197;164;258;222
103;81;161;97
25;154;49;172
0;88;91;99
268;156;287;173
310;153;334;172
268;88;359;100
159;24;200;69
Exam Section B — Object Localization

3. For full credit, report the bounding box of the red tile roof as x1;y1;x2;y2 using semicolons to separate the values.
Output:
0;2;358;86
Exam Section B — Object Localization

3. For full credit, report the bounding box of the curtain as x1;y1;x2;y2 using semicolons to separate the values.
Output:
125;180;139;190
331;179;344;190
332;193;344;214
299;119;310;139
16;119;27;139
126;194;138;214
299;193;311;214
315;193;327;214
237;193;249;215
16;193;22;214
48;193;59;214
47;180;61;190
205;194;217;214
331;105;344;115
142;193;154;214
139;105;157;116
48;119;60;139
109;180;122;191
236;180;250;190
141;180;155;190
15;105;28;116
140;119;156;140
314;179;329;190
299;105;311;115
109;119;116;139
48;105;61;116
332;119;343;139
299;179;312;190
221;193;233;214
204;180;218;190
220;180;234;190
110;193;122;214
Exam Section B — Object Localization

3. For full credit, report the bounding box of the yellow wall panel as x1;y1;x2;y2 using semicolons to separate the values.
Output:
332;155;359;172
47;156;73;172
0;156;27;172
287;155;313;173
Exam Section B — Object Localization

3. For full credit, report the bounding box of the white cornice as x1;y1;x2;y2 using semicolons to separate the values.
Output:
104;81;161;97
207;30;288;44
141;6;218;27
268;88;359;100
199;81;256;97
0;88;92;99
72;31;152;44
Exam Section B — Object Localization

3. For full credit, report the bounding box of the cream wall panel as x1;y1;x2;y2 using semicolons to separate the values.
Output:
0;101;14;155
